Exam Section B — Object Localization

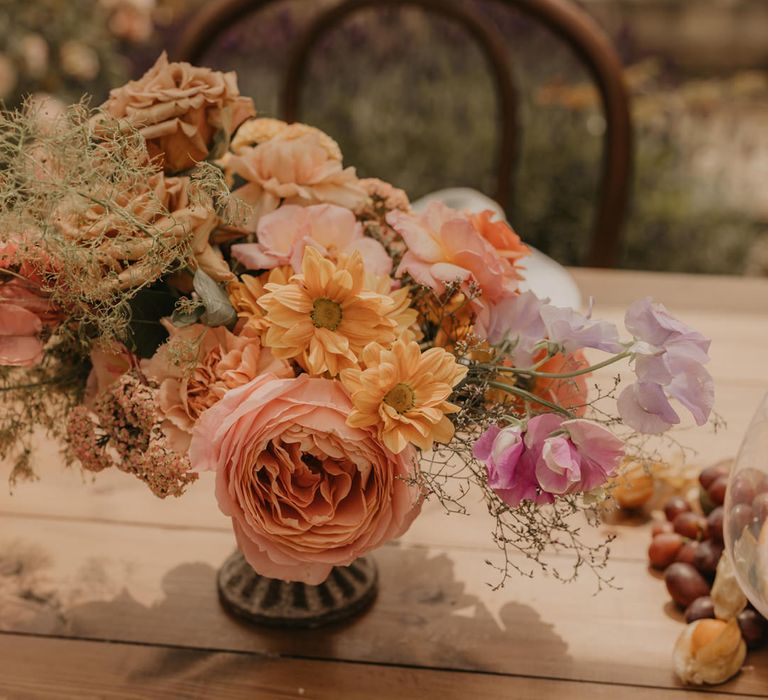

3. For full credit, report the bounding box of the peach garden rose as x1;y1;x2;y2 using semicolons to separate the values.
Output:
189;373;424;584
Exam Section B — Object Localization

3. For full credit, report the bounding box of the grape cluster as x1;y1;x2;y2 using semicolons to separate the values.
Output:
648;464;767;650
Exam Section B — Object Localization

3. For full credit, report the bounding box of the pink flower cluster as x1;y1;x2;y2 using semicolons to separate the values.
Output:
473;414;624;506
231;203;392;277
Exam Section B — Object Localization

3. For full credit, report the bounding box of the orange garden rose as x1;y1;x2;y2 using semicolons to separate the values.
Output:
189;373;423;583
100;52;255;173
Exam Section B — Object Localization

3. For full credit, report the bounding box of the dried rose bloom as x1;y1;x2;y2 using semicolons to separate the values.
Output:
99;52;255;173
54;172;231;289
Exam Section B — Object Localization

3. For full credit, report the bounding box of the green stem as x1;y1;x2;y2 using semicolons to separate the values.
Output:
494;350;631;380
487;381;575;418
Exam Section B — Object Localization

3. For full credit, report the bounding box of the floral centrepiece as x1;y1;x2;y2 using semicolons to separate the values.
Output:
0;54;715;588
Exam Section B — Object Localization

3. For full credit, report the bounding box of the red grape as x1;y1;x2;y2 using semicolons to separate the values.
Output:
693;540;723;578
699;463;729;490
706;506;724;545
753;493;768;523
729;504;754;538
685;596;715;623
675;541;699;566
707;475;728;507
664;563;711;608
651;521;674;536
673;512;707;540
737;608;766;649
648;533;684;570
664;497;691;522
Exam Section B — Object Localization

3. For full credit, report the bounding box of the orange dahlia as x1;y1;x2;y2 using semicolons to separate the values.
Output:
340;338;468;453
257;247;397;376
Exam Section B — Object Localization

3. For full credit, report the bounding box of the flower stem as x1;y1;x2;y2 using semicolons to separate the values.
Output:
487;381;575;418
494;350;631;380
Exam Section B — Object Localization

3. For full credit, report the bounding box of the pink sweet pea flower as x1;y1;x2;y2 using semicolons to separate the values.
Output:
474;414;623;506
232;203;392;276
620;298;714;434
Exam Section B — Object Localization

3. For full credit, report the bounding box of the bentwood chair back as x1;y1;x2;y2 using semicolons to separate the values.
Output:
175;0;632;268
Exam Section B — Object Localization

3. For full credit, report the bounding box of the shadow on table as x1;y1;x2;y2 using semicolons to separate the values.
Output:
59;544;570;675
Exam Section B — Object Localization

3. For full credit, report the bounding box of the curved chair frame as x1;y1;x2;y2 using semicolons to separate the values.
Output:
175;0;632;267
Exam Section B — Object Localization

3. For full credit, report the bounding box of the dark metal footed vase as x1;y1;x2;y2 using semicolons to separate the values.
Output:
217;551;378;628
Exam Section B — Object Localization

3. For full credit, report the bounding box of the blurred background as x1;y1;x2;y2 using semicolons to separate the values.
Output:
1;0;766;274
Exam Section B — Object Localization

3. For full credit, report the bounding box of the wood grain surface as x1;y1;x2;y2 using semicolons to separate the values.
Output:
1;270;767;698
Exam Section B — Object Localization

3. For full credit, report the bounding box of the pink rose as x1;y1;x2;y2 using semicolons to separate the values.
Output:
0;243;61;367
0;303;43;367
232;203;392;276
144;321;290;453
388;202;527;336
225;122;367;228
99;52;255;173
190;374;423;583
473;414;623;506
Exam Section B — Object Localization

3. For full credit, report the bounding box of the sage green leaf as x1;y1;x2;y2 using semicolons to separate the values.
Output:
193;268;237;328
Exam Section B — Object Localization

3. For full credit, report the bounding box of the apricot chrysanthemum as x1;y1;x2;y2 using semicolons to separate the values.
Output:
258;247;397;376
340;338;468;453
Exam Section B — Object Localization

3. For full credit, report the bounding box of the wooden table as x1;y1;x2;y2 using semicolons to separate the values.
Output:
1;269;767;699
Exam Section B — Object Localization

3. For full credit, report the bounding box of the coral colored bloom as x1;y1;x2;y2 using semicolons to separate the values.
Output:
474;414;623;506
231;203;391;276
388;203;528;336
99;52;255;173
619;298;714;434
144;321;290;453
340;338;468;453
189;374;423;583
470;210;528;267
225;122;367;227
484;351;588;416
258;247;397;377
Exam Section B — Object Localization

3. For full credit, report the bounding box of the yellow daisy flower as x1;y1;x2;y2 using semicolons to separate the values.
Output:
366;272;419;337
258;247;397;376
340;338;468;454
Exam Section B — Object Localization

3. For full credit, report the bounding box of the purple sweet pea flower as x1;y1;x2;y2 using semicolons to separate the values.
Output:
539;304;623;354
620;298;714;434
474;414;623;505
487;291;622;366
486;291;546;365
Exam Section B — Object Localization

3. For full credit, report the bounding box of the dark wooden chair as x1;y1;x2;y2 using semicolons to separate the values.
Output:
175;0;632;267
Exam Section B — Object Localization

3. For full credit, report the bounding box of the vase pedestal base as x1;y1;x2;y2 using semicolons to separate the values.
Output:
217;551;378;628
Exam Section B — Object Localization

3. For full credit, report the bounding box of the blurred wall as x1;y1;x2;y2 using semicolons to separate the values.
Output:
582;0;768;72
